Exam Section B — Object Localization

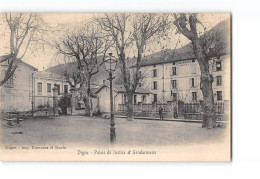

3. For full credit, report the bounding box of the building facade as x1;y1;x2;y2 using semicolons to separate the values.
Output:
0;60;71;113
93;84;152;113
0;61;37;112
33;71;71;110
138;54;230;103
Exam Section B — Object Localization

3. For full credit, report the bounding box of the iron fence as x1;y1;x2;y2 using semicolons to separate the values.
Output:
118;103;171;112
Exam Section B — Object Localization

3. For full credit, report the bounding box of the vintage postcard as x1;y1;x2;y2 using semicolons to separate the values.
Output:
0;13;231;161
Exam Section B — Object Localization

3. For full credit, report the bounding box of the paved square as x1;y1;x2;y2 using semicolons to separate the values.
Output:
1;116;228;147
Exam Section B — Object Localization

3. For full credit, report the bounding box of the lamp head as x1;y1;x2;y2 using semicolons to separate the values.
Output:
104;53;117;73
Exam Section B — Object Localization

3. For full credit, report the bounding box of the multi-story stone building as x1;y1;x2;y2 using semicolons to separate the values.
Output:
138;52;230;103
136;19;230;104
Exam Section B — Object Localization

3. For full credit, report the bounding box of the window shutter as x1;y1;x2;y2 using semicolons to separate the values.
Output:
189;78;192;88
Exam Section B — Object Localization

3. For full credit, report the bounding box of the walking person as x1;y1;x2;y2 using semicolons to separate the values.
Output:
158;106;163;120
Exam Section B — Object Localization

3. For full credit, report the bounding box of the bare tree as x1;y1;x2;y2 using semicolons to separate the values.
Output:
97;13;168;121
52;22;111;116
173;13;229;128
0;13;45;86
48;58;82;88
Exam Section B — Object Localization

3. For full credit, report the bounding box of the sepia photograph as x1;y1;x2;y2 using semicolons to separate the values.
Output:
0;12;231;161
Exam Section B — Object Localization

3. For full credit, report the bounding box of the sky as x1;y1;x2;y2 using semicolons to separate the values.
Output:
0;13;230;71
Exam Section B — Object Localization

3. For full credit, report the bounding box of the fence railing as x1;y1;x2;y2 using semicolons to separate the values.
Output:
184;103;201;114
118;103;172;112
184;101;227;114
118;101;229;114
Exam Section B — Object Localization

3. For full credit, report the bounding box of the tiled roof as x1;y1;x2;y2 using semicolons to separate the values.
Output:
113;85;152;94
94;84;152;95
138;19;230;67
138;45;196;67
34;71;66;80
90;87;99;93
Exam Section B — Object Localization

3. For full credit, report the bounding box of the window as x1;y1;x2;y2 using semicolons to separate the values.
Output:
37;82;42;93
171;80;177;88
153;81;158;89
153;64;156;67
64;85;68;94
142;95;146;103
216;76;222;86
172;93;177;101
6;76;14;86
47;83;51;93
134;95;137;104
172;67;176;75
154;94;157;102
54;84;60;95
192;59;195;63
191;78;195;87
3;71;14;86
172;62;175;65
217;91;222;101
153;69;157;77
216;61;222;71
192;92;197;101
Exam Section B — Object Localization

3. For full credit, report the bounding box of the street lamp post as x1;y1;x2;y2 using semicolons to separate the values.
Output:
104;53;117;143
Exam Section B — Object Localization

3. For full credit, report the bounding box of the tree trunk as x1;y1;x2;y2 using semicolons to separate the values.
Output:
84;96;91;116
192;39;216;129
126;92;134;121
90;96;93;117
200;73;216;128
81;74;92;116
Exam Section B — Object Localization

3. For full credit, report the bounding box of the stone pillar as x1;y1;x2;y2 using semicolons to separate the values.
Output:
52;86;59;116
70;87;77;116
